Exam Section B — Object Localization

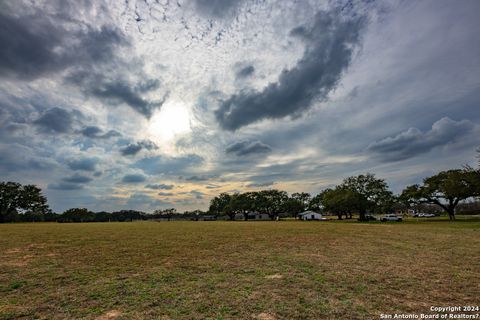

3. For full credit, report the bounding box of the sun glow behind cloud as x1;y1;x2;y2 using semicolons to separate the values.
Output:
1;0;479;213
147;100;192;152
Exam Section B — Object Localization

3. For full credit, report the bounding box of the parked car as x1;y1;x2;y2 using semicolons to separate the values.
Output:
365;215;377;221
381;214;402;222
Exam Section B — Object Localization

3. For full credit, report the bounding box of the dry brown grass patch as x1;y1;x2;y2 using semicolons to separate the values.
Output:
96;309;123;320
255;312;277;320
265;274;283;279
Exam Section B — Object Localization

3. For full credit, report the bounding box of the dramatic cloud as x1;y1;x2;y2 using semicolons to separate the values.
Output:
367;118;477;162
68;75;166;118
0;1;478;212
33;108;73;133
121;140;158;156
90;81;160;118
79;126;121;139
122;174;147;183
225;140;272;156
0;9;127;80
66;158;99;172
0;3;165;119
215;10;365;130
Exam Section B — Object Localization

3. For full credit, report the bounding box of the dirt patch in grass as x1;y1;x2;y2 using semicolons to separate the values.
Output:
265;274;283;279
96;310;122;320
255;312;277;320
2;254;33;267
27;243;47;249
4;248;22;254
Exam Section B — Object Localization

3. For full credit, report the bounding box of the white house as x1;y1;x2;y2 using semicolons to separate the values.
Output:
298;211;324;221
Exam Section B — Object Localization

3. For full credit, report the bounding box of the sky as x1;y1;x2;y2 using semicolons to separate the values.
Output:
1;0;479;213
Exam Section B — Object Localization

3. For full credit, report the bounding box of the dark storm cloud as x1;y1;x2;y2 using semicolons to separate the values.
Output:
215;10;365;130
225;140;272;156
134;155;204;175
79;126;102;137
236;65;255;79
68;76;165;118
120;140;158;156
193;0;244;18
121;144;143;156
0;93;66;130
122;174;147;183
145;184;174;190
70;69;166;120
0;9;127;80
66;157;99;171
66;71;165;118
79;126;121;139
0;4;164;118
137;79;161;93
62;174;93;184
157;192;174;196
0;12;62;79
33;108;73;133
367;118;477;162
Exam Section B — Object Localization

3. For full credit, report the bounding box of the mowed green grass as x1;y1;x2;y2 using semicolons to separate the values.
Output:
1;220;479;320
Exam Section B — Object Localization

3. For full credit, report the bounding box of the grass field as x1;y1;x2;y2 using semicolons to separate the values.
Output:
1;220;479;319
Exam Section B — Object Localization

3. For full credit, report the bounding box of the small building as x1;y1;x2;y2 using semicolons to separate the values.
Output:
298;211;324;221
247;212;270;220
234;212;271;220
199;215;217;221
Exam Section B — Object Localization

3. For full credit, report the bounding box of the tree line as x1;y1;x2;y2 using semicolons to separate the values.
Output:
0;183;185;223
209;168;480;221
1;167;479;223
209;173;395;221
